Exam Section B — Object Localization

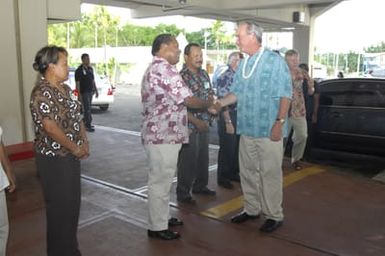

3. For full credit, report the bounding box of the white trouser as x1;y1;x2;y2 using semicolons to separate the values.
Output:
288;116;308;163
0;190;9;256
239;136;284;221
144;144;181;231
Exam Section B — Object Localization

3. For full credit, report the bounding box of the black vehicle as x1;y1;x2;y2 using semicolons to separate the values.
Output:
311;78;385;163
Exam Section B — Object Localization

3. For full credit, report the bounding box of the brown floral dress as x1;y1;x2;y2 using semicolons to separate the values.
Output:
30;78;84;157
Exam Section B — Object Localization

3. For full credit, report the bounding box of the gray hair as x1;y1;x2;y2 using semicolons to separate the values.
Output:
227;51;242;65
237;20;263;43
33;45;68;75
285;49;299;59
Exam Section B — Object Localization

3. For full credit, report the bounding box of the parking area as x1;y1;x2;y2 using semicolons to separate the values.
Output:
6;125;385;256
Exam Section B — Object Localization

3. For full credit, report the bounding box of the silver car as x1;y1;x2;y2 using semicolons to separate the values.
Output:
67;68;114;111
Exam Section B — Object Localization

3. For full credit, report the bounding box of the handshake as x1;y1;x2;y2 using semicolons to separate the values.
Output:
207;95;222;115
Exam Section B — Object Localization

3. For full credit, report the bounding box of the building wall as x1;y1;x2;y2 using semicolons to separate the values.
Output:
0;0;24;145
0;0;80;145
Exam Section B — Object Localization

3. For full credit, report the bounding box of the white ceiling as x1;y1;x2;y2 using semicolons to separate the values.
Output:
82;0;343;31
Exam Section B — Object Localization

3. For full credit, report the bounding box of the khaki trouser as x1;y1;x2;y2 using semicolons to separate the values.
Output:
288;116;308;163
0;190;9;256
145;144;182;231
239;135;284;221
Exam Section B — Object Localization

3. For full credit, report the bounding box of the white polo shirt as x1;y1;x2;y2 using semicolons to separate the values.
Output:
0;126;10;191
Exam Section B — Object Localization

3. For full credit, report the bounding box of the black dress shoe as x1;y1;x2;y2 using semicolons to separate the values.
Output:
168;217;183;227
86;127;95;132
147;229;181;240
177;197;196;205
229;175;240;182
192;187;216;196
218;180;233;189
231;212;259;224
259;219;283;233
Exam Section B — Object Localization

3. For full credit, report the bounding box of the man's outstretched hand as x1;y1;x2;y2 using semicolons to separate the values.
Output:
208;100;222;115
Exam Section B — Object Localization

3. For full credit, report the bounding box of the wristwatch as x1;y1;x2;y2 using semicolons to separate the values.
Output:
276;118;285;124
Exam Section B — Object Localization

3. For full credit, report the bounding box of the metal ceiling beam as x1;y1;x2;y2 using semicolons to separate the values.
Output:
81;0;342;32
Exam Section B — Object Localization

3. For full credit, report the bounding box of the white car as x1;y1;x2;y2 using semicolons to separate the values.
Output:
66;68;114;111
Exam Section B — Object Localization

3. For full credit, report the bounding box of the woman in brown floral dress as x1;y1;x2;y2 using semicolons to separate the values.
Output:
30;45;89;256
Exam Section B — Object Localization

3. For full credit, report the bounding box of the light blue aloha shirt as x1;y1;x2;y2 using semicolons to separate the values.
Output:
231;49;292;138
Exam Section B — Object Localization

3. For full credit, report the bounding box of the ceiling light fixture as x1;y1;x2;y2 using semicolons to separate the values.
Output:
281;27;295;31
179;0;187;5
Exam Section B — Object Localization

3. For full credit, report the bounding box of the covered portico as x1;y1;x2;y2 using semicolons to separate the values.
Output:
0;0;341;144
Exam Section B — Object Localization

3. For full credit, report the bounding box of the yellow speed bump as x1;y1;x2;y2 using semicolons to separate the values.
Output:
201;166;326;219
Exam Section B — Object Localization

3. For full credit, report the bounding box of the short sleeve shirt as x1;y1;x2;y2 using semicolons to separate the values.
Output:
180;65;211;130
231;49;292;138
75;65;95;94
30;79;84;157
290;79;306;118
216;66;237;110
0;126;10;191
141;57;192;144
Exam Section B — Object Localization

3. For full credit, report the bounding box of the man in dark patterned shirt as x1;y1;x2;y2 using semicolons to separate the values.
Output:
215;52;243;189
176;43;216;204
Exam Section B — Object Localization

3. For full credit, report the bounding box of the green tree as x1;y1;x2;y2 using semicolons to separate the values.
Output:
119;23;183;46
89;6;120;48
154;24;182;36
48;23;67;47
346;51;361;73
209;20;226;50
69;14;94;48
365;42;385;53
185;30;205;46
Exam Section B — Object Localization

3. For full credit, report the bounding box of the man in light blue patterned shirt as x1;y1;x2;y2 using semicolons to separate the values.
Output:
216;20;292;233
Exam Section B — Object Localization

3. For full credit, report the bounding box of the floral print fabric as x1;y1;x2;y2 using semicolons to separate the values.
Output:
141;57;192;144
180;65;212;130
30;79;83;157
289;79;306;118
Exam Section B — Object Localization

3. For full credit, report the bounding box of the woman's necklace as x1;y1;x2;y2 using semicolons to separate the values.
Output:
242;47;265;79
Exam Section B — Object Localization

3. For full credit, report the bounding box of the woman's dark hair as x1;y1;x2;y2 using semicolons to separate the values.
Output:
32;45;68;75
184;43;201;56
151;34;175;56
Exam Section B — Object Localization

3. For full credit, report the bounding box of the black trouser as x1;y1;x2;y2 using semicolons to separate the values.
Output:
217;109;240;183
81;92;93;128
36;154;82;256
176;130;209;199
303;120;316;161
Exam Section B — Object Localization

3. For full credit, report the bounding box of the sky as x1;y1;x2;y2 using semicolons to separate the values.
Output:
314;0;385;53
82;0;385;53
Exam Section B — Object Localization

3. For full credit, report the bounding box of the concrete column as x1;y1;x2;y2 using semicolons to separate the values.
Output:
293;26;311;64
0;0;47;145
0;0;25;144
308;15;317;75
0;0;80;145
18;0;48;143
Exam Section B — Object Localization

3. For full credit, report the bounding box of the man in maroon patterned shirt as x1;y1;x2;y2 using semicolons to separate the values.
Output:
141;34;212;240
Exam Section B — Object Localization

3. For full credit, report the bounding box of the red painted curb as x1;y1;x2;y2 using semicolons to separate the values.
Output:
5;142;34;162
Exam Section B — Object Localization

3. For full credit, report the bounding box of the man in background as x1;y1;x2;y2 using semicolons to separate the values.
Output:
176;43;216;205
75;53;98;132
215;51;243;189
